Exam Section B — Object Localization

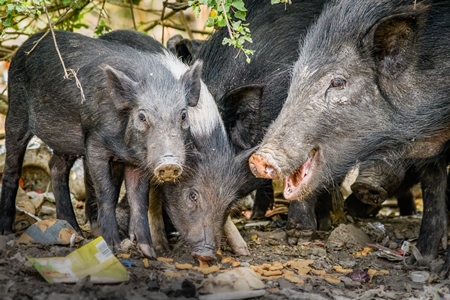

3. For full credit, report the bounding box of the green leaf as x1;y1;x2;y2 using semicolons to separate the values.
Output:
271;0;280;4
6;4;15;13
231;0;246;11
205;16;215;27
234;10;246;20
217;16;226;27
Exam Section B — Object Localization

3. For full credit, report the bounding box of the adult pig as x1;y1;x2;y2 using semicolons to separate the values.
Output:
158;0;329;259
250;0;450;274
0;30;203;257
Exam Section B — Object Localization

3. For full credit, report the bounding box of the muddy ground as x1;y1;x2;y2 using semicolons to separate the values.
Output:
1;188;450;300
0;143;449;299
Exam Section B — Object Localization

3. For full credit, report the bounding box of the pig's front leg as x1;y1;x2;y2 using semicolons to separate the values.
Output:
85;145;121;252
125;165;156;258
224;215;249;256
409;157;448;265
149;185;170;252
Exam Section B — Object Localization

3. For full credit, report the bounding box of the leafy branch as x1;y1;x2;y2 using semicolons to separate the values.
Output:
189;0;254;63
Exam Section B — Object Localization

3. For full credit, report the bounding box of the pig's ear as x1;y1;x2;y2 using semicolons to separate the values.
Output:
365;3;429;79
167;35;202;64
102;64;138;110
182;60;203;107
220;84;265;151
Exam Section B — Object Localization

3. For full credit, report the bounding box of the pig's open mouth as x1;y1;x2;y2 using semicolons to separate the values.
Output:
283;148;318;200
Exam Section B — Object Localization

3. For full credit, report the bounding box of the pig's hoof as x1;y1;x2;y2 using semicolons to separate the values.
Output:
192;250;217;262
351;182;388;206
153;239;171;253
140;244;157;258
232;245;250;256
285;228;315;245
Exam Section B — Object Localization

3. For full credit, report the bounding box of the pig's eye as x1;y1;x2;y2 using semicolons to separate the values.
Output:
189;190;198;203
138;112;147;123
330;78;346;89
181;110;187;121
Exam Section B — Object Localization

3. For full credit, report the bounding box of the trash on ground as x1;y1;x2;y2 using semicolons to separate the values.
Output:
410;271;430;283
198;267;265;295
27;236;128;284
17;219;81;245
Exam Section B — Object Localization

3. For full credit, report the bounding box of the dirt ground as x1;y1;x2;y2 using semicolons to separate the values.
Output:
1;191;450;300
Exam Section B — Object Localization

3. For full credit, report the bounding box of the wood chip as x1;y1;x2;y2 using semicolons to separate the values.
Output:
310;269;327;275
323;275;341;285
142;258;149;269
193;265;220;275
269;264;284;271
157;257;174;263
198;260;209;268
263;270;283;277
221;257;233;264
175;263;193;270
231;261;241;267
261;263;272;270
163;271;182;278
267;288;280;294
250;265;264;274
117;253;131;259
283;270;295;276
216;248;222;255
285;274;305;284
333;266;353;274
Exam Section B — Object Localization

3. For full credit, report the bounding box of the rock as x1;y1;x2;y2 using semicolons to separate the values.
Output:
326;224;373;250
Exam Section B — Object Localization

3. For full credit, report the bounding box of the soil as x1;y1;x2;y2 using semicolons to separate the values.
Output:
1;195;450;300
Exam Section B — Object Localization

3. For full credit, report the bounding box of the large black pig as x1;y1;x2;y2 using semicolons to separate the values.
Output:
0;30;204;257
250;0;450;275
155;0;330;260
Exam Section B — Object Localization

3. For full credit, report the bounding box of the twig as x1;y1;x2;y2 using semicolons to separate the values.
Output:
146;22;211;35
67;69;86;103
129;0;137;30
161;0;168;45
44;6;69;79
25;31;50;55
178;11;193;40
143;9;177;31
220;0;234;40
95;0;107;31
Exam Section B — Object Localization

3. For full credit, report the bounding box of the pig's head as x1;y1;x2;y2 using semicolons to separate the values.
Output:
250;0;430;200
101;56;203;182
162;144;255;262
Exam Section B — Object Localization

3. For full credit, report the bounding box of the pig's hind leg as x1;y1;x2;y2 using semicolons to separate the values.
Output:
0;87;33;234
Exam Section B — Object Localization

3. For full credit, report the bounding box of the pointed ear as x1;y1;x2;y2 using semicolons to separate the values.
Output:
182;60;203;107
102;64;138;110
167;35;204;64
220;84;265;151
364;3;429;79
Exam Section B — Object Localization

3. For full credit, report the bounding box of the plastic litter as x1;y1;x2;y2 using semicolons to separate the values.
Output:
410;271;429;283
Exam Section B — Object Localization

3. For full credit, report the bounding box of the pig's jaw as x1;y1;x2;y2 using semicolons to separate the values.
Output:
283;148;318;200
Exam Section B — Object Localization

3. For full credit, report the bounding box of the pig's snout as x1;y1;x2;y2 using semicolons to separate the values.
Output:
191;245;217;262
154;156;183;181
249;153;278;179
351;181;388;206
